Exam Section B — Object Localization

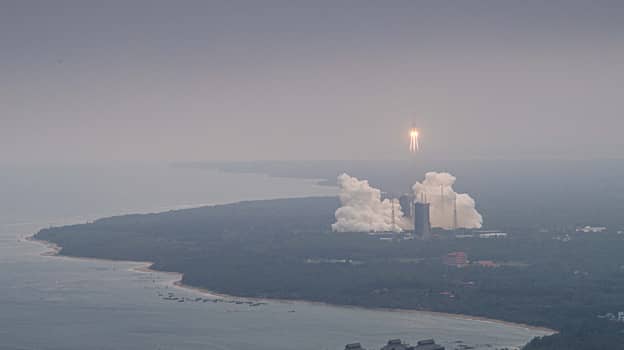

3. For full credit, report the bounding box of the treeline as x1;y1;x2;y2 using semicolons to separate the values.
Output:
524;320;624;350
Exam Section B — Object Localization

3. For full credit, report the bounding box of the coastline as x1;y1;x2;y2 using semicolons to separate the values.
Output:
171;279;556;335
28;234;556;336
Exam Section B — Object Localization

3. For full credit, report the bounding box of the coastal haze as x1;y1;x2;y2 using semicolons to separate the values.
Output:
0;165;547;350
2;1;624;162
3;1;624;349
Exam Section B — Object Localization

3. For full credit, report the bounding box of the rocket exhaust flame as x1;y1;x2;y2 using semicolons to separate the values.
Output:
409;128;419;152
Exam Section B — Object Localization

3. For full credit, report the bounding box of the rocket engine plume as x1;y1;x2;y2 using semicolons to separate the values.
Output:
409;128;419;152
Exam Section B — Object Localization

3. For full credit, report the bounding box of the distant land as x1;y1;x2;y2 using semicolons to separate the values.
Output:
175;159;624;230
35;196;624;350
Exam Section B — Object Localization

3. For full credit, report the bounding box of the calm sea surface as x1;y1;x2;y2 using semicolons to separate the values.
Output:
0;164;551;350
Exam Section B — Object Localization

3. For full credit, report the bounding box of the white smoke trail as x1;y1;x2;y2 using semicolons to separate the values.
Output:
412;172;482;229
332;173;410;233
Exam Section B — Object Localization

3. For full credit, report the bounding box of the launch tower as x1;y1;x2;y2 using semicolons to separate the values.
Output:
414;201;431;240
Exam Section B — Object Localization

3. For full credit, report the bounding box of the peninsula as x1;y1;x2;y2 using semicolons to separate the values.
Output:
35;197;624;349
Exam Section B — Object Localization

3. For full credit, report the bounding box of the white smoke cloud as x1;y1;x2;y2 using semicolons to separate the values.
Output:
332;173;410;233
412;172;482;229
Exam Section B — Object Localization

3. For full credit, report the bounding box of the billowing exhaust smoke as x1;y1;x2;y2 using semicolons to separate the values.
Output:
332;173;410;233
412;172;482;229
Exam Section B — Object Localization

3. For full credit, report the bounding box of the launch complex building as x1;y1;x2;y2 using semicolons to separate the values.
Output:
399;186;459;239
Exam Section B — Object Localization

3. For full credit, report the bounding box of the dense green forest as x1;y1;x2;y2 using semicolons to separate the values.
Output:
35;197;624;349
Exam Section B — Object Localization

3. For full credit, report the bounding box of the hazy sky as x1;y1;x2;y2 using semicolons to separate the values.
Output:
3;1;623;162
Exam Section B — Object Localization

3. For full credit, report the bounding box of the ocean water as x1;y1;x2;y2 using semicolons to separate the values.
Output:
0;164;550;350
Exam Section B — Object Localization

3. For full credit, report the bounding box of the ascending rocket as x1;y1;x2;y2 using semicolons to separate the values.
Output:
409;127;419;152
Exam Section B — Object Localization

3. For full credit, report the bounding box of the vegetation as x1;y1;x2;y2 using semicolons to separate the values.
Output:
35;197;624;349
